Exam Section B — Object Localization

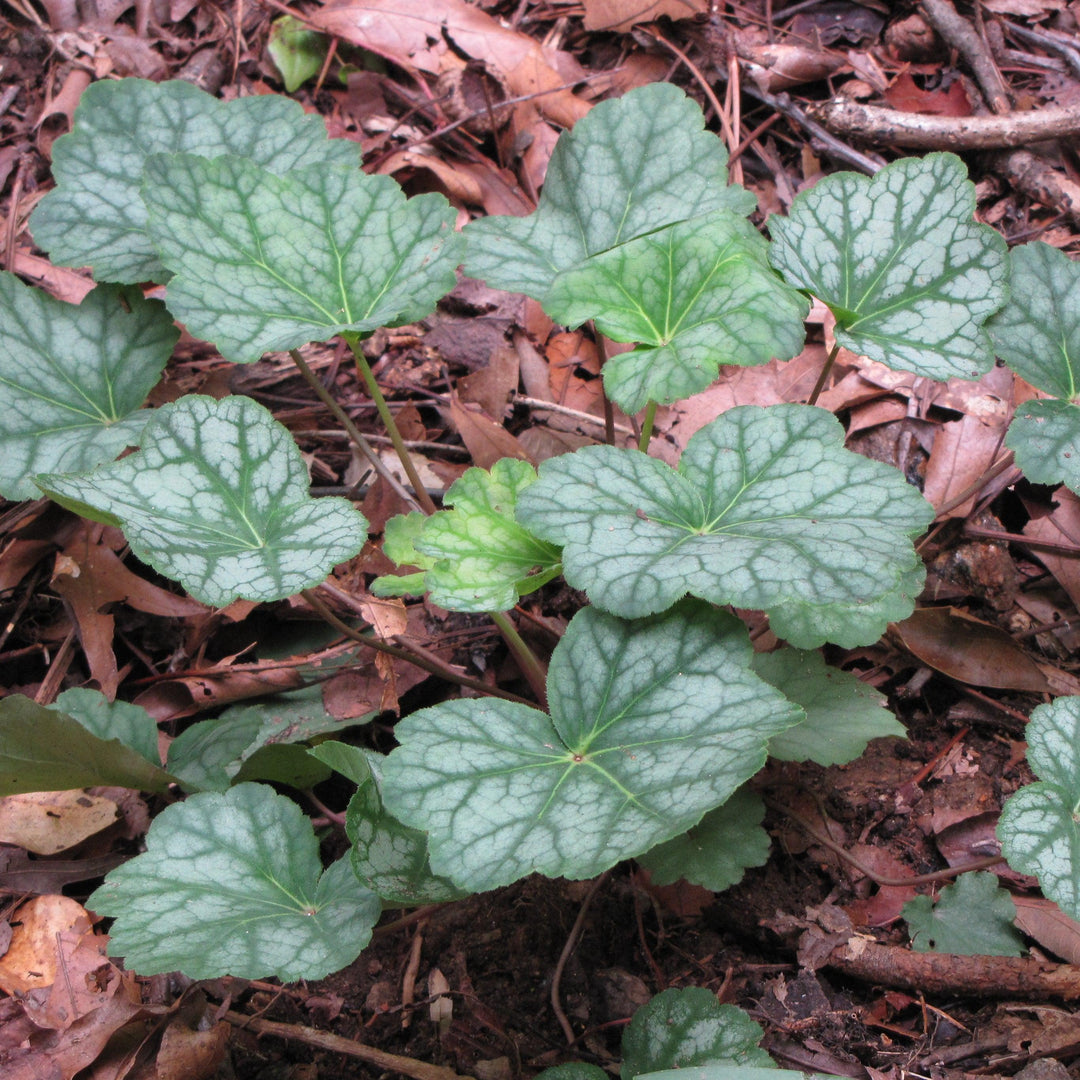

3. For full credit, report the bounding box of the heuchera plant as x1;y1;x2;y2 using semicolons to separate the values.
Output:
2;77;1078;1020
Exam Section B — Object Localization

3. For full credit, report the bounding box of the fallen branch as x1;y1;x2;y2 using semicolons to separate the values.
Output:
809;99;1080;150
224;1010;476;1080
994;148;1080;224
825;937;1080;1000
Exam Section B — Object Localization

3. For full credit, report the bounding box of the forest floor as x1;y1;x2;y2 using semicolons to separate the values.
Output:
2;0;1080;1077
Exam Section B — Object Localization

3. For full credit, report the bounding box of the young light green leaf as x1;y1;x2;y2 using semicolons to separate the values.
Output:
167;687;372;792
0;275;178;500
268;16;329;92
999;696;1080;921
371;511;434;598
53;688;161;767
769;153;1007;381
988;243;1080;491
382;601;802;892
516;405;933;648
753;648;902;765
38;395;368;608
30;77;360;284
307;740;371;785
464;83;754;298
544;212;808;414
537;1067;608;1080
902;872;1024;956
621;989;773;1077
638;788;770;892
0;695;175;796
143;156;460;363
345;750;468;906
88;783;381;980
412;459;562;612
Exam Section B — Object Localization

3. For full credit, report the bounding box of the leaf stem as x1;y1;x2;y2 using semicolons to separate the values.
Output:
289;349;421;512
344;335;438;515
301;588;531;705
489;610;548;709
806;341;841;407
638;401;658;453
588;321;617;446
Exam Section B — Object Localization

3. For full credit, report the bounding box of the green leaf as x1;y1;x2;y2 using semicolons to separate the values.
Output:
638;789;770;892
411;459;562;612
30;78;360;284
902;872;1024;956
0;695;175;796
640;1069;830;1080
464;83;755;299
307;740;372;786
167;688;372;792
53;688;161;767
753;649;902;765
382;601;801;891
88;783;381;980
999;696;1080;921
0;275;179;500
988;243;1080;491
516;405;933;648
545;212;808;414
142;155;461;363
38;395;368;607
769;153;1008;381
536;1067;609;1080
371;511;434;598
268;16;329;92
622;989;773;1078
346;751;468;905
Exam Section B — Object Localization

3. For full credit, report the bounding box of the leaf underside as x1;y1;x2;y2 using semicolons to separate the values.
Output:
516;404;933;648
382;601;802;892
30;77;360;284
769;152;1008;381
38;395;368;608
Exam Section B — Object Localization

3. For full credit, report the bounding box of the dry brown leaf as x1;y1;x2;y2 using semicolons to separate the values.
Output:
0;848;124;894
0;895;91;995
12;250;94;304
458;344;519;421
132;663;306;722
443;394;532;469
582;0;705;33
741;42;846;93
1024;486;1080;612
891;607;1051;693
310;0;591;128
378;149;532;217
152;1017;230;1080
0;791;119;855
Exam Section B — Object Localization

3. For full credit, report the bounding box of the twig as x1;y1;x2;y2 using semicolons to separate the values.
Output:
920;0;1011;113
512;393;634;436
551;871;610;1045
224;1010;475;1080
994;148;1080;225
824;940;1080;1000
741;86;885;174
810;99;1080;150
1008;22;1080;79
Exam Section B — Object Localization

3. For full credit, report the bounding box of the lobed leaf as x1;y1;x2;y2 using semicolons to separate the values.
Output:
88;783;381;980
464;82;754;299
769;153;1008;382
38;395;368;608
516;405;933;648
30;77;360;283
621;989;773;1077
638;788;770;892
545;212;808;414
998;696;1080;921
415;459;562;612
143;155;461;363
754;648;902;765
989;243;1080;491
0;275;178;500
903;872;1023;956
382;601;802;891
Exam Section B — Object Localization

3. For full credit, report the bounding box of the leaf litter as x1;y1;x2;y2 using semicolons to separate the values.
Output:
2;0;1080;1076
